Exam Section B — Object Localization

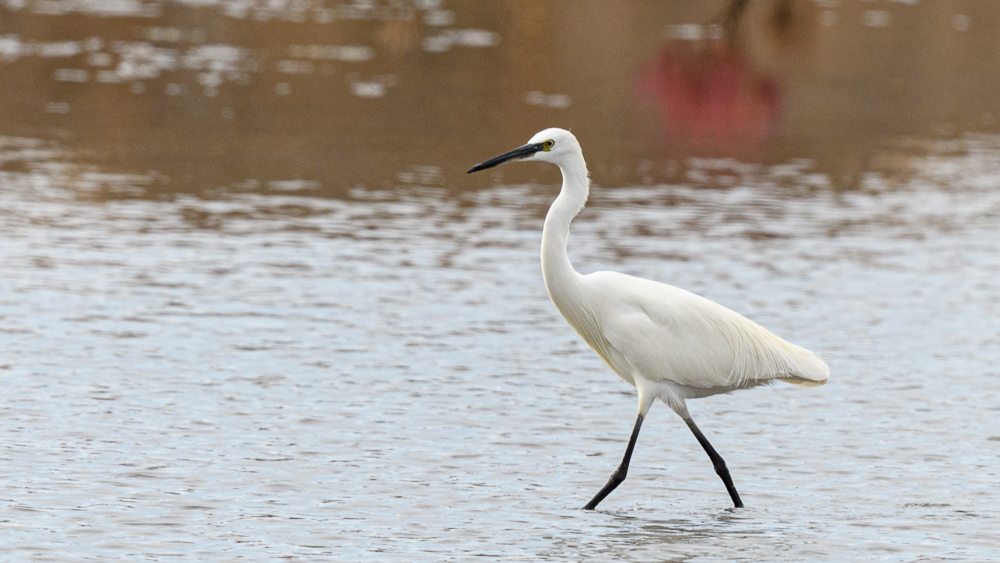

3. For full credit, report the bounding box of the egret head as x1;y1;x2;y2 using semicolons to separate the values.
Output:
467;128;581;174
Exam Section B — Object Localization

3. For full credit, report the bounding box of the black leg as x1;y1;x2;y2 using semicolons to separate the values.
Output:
583;413;644;510
684;417;743;508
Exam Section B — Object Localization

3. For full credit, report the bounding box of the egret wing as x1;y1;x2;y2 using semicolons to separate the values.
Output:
587;272;828;389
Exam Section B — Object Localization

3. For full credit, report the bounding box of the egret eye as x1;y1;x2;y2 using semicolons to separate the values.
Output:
542;139;555;151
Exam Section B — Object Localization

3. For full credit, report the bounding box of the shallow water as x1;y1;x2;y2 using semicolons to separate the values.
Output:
3;135;1000;561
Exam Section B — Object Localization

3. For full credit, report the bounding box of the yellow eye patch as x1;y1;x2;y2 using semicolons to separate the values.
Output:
542;139;555;151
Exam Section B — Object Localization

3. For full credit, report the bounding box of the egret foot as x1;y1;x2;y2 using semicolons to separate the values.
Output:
684;417;743;508
583;413;644;510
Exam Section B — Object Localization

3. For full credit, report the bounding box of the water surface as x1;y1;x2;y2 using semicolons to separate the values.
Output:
3;135;1000;561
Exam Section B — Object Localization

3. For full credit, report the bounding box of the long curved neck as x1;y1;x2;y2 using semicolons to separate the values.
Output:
541;153;589;305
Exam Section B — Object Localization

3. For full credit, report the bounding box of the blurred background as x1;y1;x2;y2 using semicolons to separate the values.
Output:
3;0;999;194
3;1;1000;561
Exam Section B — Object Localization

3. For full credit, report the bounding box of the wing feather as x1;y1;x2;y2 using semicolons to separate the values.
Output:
583;271;829;390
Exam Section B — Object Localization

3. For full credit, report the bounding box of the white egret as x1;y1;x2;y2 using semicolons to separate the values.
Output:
468;128;829;510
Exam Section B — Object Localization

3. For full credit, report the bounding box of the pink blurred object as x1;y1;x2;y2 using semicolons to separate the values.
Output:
637;41;782;154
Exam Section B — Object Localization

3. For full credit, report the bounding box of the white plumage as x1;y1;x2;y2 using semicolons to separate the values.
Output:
568;272;828;392
468;127;828;509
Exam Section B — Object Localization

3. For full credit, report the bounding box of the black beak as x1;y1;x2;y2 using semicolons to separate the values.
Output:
467;143;544;173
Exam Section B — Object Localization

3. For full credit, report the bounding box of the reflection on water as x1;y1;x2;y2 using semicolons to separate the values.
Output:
2;0;1000;193
637;40;781;159
3;1;1000;561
